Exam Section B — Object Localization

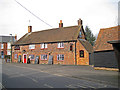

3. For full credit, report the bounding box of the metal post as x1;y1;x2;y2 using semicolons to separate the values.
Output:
9;34;12;63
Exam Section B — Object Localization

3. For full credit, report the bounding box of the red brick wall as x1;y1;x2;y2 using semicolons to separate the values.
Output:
0;43;7;57
12;42;76;65
76;40;89;65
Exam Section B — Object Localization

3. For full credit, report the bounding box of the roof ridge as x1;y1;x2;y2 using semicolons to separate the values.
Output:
100;25;119;30
32;25;79;33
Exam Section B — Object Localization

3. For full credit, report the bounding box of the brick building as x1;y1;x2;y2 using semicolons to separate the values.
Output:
94;26;120;70
0;35;17;59
12;19;93;65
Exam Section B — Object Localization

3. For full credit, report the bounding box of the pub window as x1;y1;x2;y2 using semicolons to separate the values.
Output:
58;42;64;48
41;54;47;60
79;50;84;58
29;44;35;49
41;43;47;49
57;54;64;60
7;43;11;49
29;55;34;60
1;44;4;49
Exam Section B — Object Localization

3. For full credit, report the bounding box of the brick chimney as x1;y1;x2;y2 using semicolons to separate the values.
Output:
59;20;63;28
78;18;83;26
28;26;32;33
15;34;17;41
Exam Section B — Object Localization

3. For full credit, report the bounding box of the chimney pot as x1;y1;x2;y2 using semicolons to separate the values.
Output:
59;20;63;28
28;26;32;33
15;34;17;40
78;18;82;26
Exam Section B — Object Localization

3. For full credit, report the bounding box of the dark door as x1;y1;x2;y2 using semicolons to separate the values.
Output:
35;56;39;64
18;55;21;63
48;55;53;65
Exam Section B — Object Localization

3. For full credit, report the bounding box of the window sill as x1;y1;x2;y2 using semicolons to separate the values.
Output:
57;60;64;61
57;47;64;49
41;59;48;60
41;48;48;50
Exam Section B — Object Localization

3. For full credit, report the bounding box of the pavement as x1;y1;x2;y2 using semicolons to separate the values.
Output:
3;62;119;88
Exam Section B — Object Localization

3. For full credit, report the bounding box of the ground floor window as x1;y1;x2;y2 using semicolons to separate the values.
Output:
14;54;18;59
41;54;47;60
29;55;34;60
80;50;84;57
57;54;64;60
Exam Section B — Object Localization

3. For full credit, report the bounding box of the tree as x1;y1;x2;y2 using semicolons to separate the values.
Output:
85;26;96;46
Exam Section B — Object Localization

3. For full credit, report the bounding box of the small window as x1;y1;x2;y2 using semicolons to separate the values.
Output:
1;44;4;49
70;44;73;51
79;31;82;38
29;45;35;49
14;54;18;59
41;54;47;60
79;50;84;57
58;43;64;48
41;43;47;49
57;54;64;60
7;43;11;49
7;50;11;55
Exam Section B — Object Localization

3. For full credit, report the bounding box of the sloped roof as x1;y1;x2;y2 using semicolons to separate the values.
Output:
94;26;120;51
14;26;81;45
79;39;93;53
0;36;15;43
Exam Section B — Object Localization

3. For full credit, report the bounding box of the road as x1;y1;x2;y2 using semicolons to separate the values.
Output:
2;61;119;89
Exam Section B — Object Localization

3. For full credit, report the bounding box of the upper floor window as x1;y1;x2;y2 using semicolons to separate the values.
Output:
29;44;35;49
79;31;82;38
70;44;73;51
57;54;64;60
58;42;64;48
79;50;84;58
41;43;47;49
7;43;11;49
1;44;4;49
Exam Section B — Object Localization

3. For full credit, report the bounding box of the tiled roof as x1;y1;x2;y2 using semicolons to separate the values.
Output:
0;36;15;43
94;26;120;51
79;39;93;53
14;26;81;45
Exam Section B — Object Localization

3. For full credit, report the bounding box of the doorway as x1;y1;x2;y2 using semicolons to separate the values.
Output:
48;55;53;65
23;54;27;63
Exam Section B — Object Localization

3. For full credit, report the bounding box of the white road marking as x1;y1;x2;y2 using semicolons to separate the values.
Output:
53;74;63;77
29;78;38;83
78;83;96;88
44;84;53;88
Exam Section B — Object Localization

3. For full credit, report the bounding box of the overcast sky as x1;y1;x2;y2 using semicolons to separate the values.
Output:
0;0;119;39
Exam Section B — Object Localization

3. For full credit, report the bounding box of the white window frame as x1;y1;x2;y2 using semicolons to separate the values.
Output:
58;42;64;48
7;43;11;49
7;50;11;55
57;54;64;60
29;44;35;49
1;44;4;49
41;54;47;60
41;43;47;49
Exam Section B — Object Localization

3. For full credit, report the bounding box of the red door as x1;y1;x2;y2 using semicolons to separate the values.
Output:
24;55;27;63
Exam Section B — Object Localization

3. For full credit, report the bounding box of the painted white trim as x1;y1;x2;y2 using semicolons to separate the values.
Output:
23;54;27;63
